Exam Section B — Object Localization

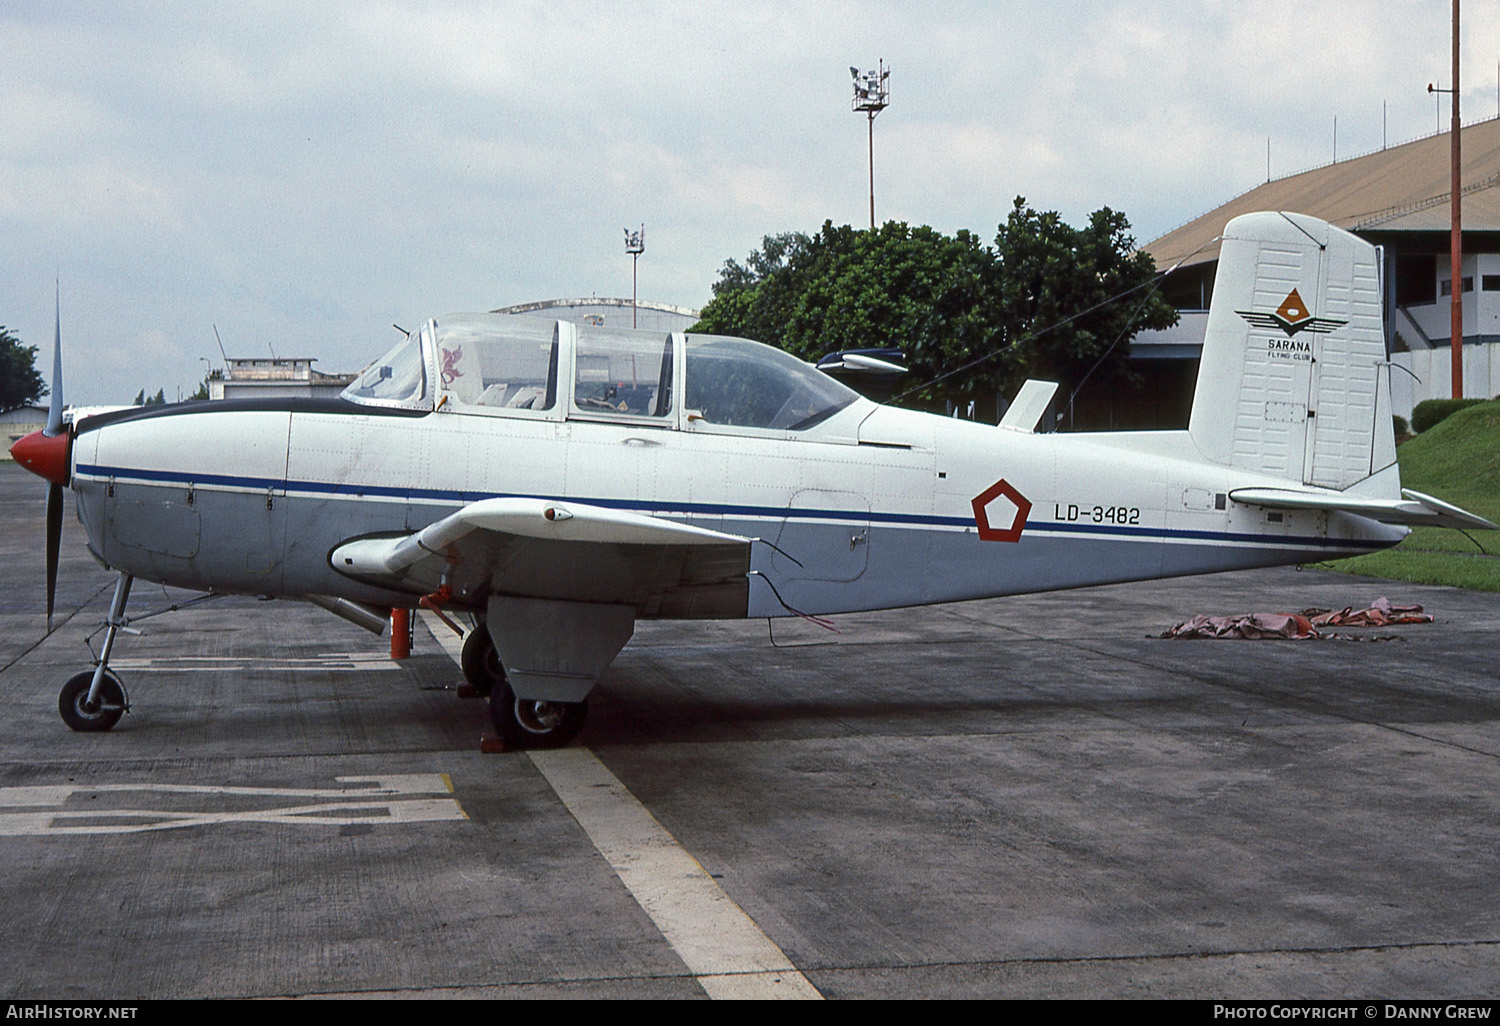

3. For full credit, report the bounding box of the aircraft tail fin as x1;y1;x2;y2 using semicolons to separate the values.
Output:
1188;211;1397;494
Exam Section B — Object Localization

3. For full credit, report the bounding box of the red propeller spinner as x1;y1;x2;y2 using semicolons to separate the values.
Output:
11;428;70;486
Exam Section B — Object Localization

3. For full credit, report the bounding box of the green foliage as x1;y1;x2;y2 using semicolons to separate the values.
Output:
190;375;211;401
692;199;1177;409
1392;414;1408;438
1411;397;1487;434
0;326;47;410
132;388;167;406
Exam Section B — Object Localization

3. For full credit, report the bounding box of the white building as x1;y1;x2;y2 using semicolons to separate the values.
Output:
208;358;356;401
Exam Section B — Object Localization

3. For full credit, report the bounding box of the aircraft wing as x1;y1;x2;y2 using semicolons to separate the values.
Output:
331;497;753;618
1229;487;1498;531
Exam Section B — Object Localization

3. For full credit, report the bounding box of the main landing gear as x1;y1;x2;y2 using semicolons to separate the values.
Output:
461;622;587;750
59;572;134;732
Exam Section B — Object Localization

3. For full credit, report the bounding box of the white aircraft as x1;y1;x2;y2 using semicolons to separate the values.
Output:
11;211;1494;748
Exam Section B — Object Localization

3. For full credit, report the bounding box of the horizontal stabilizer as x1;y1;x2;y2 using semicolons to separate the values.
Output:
1230;487;1498;530
998;379;1059;434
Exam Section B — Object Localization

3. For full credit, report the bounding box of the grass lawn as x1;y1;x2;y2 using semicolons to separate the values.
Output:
1311;400;1500;591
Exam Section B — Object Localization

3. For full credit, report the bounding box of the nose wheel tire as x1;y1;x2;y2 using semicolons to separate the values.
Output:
461;625;504;698
59;671;127;733
488;680;587;750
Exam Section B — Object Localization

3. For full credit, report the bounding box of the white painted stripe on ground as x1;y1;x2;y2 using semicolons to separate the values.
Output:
109;655;400;672
529;748;821;1000
419;609;466;664
0;798;466;835
0;775;467;835
0;774;454;807
418;610;820;1000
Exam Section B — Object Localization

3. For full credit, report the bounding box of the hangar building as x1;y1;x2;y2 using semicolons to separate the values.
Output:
1139;116;1500;421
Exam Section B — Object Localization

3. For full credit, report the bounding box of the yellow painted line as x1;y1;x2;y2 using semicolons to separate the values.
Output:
420;611;820;1000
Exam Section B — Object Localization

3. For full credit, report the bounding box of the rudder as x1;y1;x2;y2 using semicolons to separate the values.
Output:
1188;211;1396;492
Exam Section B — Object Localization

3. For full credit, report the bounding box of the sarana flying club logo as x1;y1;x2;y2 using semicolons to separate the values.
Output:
1236;288;1346;337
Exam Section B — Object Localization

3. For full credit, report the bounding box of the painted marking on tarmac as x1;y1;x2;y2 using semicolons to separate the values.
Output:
418;610;820;1001
108;654;401;672
0;773;467;835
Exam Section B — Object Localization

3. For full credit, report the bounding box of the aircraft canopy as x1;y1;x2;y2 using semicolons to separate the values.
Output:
341;315;861;432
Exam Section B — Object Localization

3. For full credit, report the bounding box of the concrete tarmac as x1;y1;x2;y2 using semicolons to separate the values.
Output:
1;461;1498;999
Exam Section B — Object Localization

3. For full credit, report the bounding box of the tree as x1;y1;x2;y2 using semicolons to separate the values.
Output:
988;199;1178;406
693;200;1177;411
0;326;47;410
132;388;166;406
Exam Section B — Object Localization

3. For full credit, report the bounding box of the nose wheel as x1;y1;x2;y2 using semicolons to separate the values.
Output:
58;571;134;733
59;670;127;732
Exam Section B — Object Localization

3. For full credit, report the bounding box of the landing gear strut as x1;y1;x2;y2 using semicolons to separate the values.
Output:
60;573;133;732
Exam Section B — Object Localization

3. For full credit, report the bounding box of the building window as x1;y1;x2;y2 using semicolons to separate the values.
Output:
1440;276;1475;297
1482;274;1500;292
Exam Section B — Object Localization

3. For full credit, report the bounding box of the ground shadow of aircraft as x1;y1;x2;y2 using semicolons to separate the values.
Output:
11;212;1493;748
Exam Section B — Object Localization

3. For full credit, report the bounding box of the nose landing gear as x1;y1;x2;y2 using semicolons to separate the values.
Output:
59;572;134;733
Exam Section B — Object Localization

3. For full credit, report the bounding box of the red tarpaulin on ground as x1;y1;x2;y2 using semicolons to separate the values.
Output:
1163;598;1433;640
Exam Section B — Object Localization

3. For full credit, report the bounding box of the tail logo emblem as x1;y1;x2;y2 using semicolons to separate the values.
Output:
1237;288;1346;337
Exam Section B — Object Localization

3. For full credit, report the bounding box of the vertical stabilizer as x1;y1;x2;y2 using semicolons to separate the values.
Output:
1188;212;1396;492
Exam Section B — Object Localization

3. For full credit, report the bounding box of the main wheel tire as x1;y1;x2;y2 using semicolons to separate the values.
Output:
488;680;587;750
460;625;504;697
59;670;126;733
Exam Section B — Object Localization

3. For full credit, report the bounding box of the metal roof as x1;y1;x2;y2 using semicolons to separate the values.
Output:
1145;116;1500;269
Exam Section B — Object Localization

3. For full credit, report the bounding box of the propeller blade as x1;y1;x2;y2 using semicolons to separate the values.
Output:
45;281;64;437
46;482;61;631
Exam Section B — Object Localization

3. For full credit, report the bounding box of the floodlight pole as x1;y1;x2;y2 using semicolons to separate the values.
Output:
1431;3;1463;398
1450;0;1463;399
851;59;890;230
625;225;645;328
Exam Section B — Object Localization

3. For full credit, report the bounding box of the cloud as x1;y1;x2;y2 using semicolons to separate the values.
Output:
1;0;1492;405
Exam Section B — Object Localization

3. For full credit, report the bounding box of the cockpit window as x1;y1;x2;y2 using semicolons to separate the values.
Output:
571;325;673;418
433;315;558;412
684;335;859;431
343;332;427;405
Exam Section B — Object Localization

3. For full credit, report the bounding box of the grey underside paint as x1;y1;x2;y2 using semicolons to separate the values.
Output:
78;479;1394;620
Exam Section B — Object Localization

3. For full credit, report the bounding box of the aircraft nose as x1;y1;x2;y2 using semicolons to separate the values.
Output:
10;428;70;486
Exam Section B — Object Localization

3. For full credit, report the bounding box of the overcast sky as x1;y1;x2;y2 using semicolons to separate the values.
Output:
3;1;1497;407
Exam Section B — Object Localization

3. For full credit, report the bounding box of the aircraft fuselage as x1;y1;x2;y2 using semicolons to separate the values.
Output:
69;395;1405;619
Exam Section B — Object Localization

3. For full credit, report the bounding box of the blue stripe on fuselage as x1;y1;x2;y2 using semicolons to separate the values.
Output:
74;462;1392;551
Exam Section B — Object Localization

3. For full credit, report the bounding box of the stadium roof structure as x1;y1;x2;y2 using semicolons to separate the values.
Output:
1146;116;1500;269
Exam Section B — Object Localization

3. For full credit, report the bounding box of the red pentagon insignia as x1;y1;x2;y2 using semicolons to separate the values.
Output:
971;478;1031;543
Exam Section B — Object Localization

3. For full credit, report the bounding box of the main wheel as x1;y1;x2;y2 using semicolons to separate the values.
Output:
59;670;126;733
460;624;504;697
488;680;587;750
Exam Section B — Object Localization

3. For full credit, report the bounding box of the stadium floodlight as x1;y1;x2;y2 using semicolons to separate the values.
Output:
624;225;645;327
850;60;889;228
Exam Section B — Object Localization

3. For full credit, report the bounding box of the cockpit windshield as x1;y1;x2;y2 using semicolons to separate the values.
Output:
684;335;860;431
342;332;426;405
